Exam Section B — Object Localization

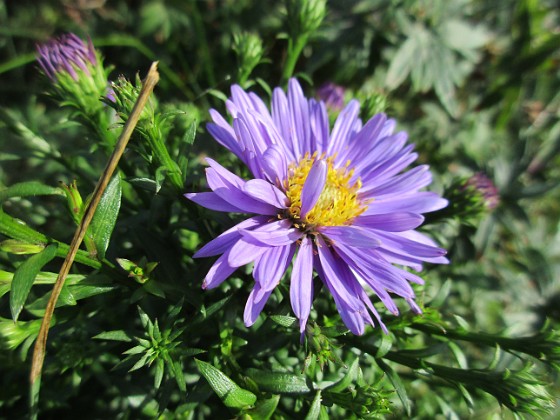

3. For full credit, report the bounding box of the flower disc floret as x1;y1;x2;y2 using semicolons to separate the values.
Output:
285;153;367;229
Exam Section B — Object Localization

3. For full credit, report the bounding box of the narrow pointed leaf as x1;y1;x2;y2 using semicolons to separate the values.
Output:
325;358;360;393
305;391;322;420
244;395;280;420
377;359;410;416
0;181;63;203
245;368;313;394
89;175;122;259
195;359;257;410
10;243;58;322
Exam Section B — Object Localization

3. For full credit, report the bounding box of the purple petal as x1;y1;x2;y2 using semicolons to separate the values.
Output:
254;244;295;298
338;113;386;165
332;243;402;314
300;160;327;218
290;236;314;332
202;249;237;289
272;87;297;157
243;179;288;209
207;120;243;159
205;159;277;215
309;99;329;155
244;283;274;326
262;145;289;183
375;230;447;259
355;286;388;334
228;238;269;267
184;192;241;212
241;220;302;246
327;100;361;157
362;165;432;198
288;78;311;155
353;212;425;232
352;132;408;176
319;226;381;248
194;216;266;258
316;236;362;311
363;192;448;215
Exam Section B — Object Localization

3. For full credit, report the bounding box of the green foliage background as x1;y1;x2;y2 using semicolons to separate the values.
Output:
0;0;559;418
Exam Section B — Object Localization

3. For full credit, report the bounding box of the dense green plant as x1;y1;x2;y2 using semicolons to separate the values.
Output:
1;0;559;418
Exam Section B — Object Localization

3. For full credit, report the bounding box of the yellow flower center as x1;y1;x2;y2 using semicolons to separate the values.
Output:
284;153;368;228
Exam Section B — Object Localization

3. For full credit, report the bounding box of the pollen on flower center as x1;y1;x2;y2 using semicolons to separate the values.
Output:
284;153;368;228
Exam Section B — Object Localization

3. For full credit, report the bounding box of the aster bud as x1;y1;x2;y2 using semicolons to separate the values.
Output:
232;32;265;86
60;180;85;225
0;316;42;350
440;173;500;222
105;75;157;124
463;172;500;210
36;33;109;115
316;82;345;112
0;239;45;255
116;257;158;284
286;0;327;37
359;92;389;121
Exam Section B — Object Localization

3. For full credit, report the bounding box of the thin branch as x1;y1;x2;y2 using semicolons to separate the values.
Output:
30;62;160;385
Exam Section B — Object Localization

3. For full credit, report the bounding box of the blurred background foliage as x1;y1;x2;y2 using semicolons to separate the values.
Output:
1;0;560;418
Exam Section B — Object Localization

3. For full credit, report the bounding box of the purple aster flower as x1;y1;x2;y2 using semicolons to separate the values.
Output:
316;82;345;111
186;79;448;335
37;33;97;81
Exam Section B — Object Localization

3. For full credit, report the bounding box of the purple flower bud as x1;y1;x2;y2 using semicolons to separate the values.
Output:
36;33;97;81
465;172;500;209
316;82;345;111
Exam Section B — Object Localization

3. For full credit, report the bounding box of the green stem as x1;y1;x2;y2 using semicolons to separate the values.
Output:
281;35;308;85
146;126;184;192
410;322;558;362
0;209;101;269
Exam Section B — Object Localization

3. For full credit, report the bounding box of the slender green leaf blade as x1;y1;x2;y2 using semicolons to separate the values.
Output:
10;244;58;322
305;391;322;420
89;175;122;259
93;330;134;342
195;359;257;410
0;181;63;203
245;368;313;394
244;394;280;420
377;359;410;416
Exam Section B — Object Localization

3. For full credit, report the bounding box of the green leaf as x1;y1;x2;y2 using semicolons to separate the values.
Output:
93;330;134;342
130;351;151;372
269;314;297;328
0;181;63;203
375;333;393;358
448;341;468;369
154;357;164;389
182;120;197;146
10;243;58;322
377;359;410;416
304;391;322;420
191;296;232;325
128;178;162;194
89;175;122;259
172;359;187;392
243;395;280;420
0;208;49;245
428;278;452;307
245;368;313;394
385;31;418;91
456;383;475;410
324;357;359;393
195;359;257;410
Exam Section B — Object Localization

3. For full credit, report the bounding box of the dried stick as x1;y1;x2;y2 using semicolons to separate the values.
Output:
30;62;160;385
